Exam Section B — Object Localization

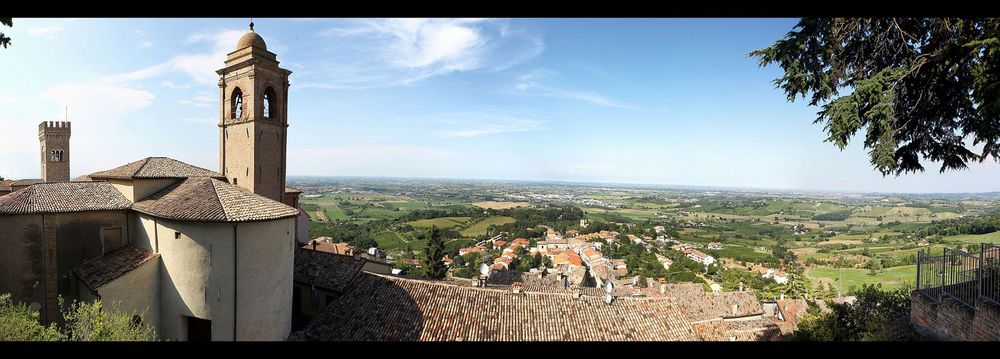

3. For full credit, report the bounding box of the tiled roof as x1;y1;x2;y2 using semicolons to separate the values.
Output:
285;186;303;194
132;177;298;222
88;157;222;179
0;181;132;215
10;179;42;187
290;272;699;341
294;247;367;293
74;245;158;291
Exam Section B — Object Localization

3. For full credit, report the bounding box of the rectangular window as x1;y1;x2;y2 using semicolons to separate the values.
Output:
101;227;123;254
174;231;181;240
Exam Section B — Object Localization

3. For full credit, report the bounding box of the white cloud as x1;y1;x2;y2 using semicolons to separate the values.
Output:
161;80;190;90
306;19;544;89
515;69;641;110
39;83;154;126
432;113;544;138
27;25;63;38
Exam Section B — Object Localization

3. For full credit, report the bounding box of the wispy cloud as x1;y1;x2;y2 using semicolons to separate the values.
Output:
27;25;63;39
515;69;641;110
432;112;544;138
136;30;152;49
302;19;544;89
179;91;215;108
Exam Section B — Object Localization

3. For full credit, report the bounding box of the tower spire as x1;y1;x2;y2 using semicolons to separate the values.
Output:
249;18;254;31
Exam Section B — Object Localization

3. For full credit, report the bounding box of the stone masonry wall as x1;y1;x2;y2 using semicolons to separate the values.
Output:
911;290;1000;341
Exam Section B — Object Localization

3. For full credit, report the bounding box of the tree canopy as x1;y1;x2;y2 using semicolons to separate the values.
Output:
752;18;1000;176
1;18;11;49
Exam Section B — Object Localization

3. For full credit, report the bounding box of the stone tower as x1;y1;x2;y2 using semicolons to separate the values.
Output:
39;121;70;182
217;23;292;203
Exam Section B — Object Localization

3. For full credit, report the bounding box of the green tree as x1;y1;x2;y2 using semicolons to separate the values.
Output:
1;294;156;341
423;226;448;279
0;294;63;341
62;298;157;341
752;18;1000;176
0;18;11;49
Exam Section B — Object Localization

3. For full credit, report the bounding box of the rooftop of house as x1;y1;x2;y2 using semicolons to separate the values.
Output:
132;177;299;222
74;245;159;291
9;179;43;187
305;241;355;255
293;247;368;293
87;157;224;180
0;181;132;215
290;271;699;341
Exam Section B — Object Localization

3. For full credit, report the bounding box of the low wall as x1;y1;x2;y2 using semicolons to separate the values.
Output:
910;290;1000;341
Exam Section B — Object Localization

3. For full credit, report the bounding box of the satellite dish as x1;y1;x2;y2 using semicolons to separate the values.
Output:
479;263;490;276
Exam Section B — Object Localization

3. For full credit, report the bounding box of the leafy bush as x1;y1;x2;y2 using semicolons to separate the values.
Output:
1;294;156;341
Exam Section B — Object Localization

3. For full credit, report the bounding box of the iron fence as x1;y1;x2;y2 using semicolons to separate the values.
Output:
916;251;942;302
916;243;1000;310
983;244;1000;307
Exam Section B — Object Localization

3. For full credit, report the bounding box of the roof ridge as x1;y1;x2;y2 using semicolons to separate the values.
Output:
133;157;153;177
209;177;232;221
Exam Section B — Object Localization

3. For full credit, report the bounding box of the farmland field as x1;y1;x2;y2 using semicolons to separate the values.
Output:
806;265;917;292
459;216;516;237
473;201;530;210
405;217;472;229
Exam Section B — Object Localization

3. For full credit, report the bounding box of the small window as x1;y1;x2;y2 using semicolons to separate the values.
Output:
50;149;63;162
174;231;181;240
231;87;243;119
263;87;276;118
233;178;238;186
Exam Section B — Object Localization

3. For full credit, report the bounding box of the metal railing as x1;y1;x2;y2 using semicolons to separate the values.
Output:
916;243;1000;310
983;244;1000;307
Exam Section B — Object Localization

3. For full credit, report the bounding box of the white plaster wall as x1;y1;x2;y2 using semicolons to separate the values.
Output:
139;214;294;341
235;218;295;340
97;256;161;332
151;216;235;341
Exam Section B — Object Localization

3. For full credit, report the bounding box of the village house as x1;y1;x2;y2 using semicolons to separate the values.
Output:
683;249;716;266
707;242;723;250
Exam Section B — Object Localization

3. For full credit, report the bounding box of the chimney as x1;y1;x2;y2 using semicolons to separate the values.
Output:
731;304;739;316
572;287;581;299
739;281;744;292
512;282;522;294
632;288;643;297
311;240;317;251
659;283;667;294
780;293;785;301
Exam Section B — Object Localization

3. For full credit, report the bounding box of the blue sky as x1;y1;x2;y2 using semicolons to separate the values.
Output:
1;18;997;193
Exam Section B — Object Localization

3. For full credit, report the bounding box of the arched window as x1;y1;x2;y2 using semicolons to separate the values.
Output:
231;87;243;119
263;87;277;118
50;149;63;162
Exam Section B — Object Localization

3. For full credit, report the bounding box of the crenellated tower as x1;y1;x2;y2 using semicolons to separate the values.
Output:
39;121;71;182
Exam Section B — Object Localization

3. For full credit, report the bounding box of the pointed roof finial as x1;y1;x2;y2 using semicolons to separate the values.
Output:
249;18;254;31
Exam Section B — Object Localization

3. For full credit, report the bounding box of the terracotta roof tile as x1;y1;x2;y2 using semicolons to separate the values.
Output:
88;157;222;179
74;245;158;291
0;181;131;215
294;248;367;293
291;272;699;341
132;177;298;222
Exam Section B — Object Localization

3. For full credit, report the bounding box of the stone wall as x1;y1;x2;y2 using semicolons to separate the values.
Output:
910;290;1000;341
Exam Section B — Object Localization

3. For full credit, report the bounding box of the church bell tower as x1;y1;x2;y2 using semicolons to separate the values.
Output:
217;22;292;202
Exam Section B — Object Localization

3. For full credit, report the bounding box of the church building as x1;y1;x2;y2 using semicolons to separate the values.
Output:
0;24;306;341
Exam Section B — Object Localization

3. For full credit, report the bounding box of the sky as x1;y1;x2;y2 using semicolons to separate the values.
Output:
1;18;997;193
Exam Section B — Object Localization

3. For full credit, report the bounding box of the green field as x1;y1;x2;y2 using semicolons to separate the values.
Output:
945;231;1000;244
806;265;917;293
405;217;472;229
459;216;516;237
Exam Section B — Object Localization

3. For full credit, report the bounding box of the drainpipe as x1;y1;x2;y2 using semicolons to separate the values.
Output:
233;223;238;341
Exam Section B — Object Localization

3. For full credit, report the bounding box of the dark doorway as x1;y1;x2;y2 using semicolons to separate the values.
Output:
186;316;212;341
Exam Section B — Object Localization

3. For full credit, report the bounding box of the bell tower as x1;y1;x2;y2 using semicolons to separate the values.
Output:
39;121;71;182
217;22;292;202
